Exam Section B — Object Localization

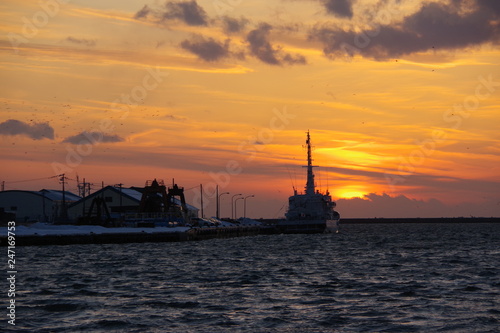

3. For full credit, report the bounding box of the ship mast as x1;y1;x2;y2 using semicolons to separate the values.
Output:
305;131;317;195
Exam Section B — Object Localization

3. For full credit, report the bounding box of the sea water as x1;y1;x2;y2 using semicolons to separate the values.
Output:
6;223;500;332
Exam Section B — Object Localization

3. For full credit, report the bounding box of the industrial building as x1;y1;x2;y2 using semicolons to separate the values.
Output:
1;180;199;225
0;189;81;223
68;182;199;224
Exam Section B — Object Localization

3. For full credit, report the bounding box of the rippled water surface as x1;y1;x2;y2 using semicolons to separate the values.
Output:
8;223;500;332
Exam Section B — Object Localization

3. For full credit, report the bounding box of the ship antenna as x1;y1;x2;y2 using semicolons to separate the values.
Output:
304;130;317;195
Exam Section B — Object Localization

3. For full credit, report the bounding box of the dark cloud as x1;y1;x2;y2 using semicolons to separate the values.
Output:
477;0;500;14
247;23;279;65
162;0;208;26
134;1;207;26
311;0;500;59
247;23;307;65
134;4;151;19
65;36;96;47
165;114;187;121
180;36;231;61
63;131;124;145
221;16;248;34
337;193;446;218
282;53;307;65
323;0;355;18
0;119;54;140
133;3;305;65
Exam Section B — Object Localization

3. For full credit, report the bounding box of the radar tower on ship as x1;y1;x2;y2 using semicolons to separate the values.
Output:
305;130;318;195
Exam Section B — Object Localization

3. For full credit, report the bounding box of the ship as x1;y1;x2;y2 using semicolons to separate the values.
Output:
276;131;340;233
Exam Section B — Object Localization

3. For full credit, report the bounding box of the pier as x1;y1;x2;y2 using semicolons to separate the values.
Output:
0;225;267;247
1;217;499;246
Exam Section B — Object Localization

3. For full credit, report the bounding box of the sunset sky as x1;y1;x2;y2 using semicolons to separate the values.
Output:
1;0;499;218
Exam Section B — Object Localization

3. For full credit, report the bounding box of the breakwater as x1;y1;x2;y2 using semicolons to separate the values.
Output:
0;225;265;247
2;217;499;246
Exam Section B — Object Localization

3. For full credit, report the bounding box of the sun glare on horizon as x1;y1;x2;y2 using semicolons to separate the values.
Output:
334;187;368;200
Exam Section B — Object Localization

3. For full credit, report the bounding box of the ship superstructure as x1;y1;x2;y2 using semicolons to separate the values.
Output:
278;131;340;233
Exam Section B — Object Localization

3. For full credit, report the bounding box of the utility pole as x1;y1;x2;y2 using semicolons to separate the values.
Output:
42;190;46;222
200;184;204;218
59;174;68;221
82;178;86;217
82;178;87;197
76;175;80;197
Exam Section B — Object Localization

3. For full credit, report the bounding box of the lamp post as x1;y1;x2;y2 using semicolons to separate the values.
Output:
235;197;244;220
231;193;242;220
217;189;230;219
243;195;255;218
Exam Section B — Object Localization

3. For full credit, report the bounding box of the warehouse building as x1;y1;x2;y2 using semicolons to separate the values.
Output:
0;190;81;223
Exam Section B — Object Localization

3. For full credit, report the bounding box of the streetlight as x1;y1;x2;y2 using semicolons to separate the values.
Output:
231;193;242;220
243;195;255;218
217;189;230;219
235;197;244;220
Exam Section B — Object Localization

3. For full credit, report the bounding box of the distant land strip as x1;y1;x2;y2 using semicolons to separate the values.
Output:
339;217;500;224
260;217;500;224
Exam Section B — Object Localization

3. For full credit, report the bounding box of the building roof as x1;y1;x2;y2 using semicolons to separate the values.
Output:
113;187;198;211
68;186;198;211
0;190;80;202
67;186;137;208
117;187;143;201
0;190;47;199
39;189;81;202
